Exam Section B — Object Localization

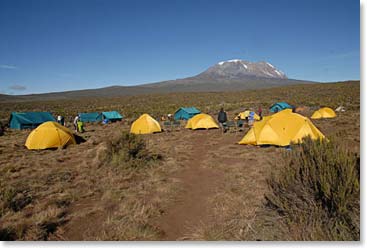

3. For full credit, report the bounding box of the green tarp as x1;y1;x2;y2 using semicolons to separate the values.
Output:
269;102;293;113
174;107;201;120
101;111;123;121
79;112;102;122
9;112;55;129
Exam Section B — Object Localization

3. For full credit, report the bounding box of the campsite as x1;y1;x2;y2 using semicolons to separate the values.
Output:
0;81;360;241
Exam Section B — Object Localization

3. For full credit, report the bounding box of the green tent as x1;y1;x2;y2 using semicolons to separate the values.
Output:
79;112;102;122
174;107;201;120
101;111;123;122
9;112;55;130
269;102;293;113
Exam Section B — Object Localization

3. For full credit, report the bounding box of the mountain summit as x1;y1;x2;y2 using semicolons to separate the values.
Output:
1;59;315;101
196;59;287;80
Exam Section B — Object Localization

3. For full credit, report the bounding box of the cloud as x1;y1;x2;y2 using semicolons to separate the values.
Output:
8;84;26;91
0;64;17;69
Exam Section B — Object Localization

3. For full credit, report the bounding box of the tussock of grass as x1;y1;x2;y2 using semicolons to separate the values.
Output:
262;137;360;240
103;132;163;169
0;183;33;215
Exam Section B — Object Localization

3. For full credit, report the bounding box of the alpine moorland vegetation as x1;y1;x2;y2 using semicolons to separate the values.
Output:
0;81;360;240
252;137;360;240
102;131;163;170
0;81;359;122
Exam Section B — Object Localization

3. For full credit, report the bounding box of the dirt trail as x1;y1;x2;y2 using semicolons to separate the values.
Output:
156;131;227;240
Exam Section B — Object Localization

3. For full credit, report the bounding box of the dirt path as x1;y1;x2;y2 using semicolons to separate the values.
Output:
156;131;227;240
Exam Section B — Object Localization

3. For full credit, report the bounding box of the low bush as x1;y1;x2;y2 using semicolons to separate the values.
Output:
264;137;360;240
0;184;33;215
104;132;162;169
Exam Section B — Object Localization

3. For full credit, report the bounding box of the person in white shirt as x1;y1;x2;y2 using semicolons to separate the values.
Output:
73;115;79;132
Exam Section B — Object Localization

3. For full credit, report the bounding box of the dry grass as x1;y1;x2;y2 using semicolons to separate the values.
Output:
260;137;360;241
0;81;360;240
0;124;179;240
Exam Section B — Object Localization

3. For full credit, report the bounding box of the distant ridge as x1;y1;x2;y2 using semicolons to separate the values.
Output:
0;59;318;101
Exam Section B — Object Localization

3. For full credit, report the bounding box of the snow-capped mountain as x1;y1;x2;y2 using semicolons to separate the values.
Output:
196;59;287;80
1;59;316;101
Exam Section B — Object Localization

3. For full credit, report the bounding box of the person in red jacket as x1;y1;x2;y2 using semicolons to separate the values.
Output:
258;106;263;120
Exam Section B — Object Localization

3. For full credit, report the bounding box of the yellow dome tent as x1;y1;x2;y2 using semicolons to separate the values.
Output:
311;107;336;119
185;113;219;130
25;121;76;150
239;109;325;146
130;114;162;134
236;111;261;121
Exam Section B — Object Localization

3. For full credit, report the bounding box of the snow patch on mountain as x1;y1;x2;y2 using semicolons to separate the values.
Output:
218;59;242;65
203;59;287;79
266;62;274;68
227;59;242;63
274;70;283;76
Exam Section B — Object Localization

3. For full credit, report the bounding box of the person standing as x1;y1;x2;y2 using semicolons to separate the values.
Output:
217;107;228;133
77;119;84;133
73;114;79;132
258;106;263;119
57;115;65;126
248;112;255;126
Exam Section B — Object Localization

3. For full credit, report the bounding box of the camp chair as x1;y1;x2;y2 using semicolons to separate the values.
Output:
236;120;245;132
163;121;172;132
219;122;231;134
172;120;181;131
220;122;227;133
226;121;237;133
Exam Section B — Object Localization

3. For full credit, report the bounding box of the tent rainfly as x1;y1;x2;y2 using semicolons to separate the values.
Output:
185;113;219;130
311;107;336;119
130;114;162;134
174;107;201;120
79;112;102;122
9;112;56;130
269;102;293;113
239;109;325;146
25;121;76;150
100;111;123;122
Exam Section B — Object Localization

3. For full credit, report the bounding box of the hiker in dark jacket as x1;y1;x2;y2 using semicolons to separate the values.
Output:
217;108;228;133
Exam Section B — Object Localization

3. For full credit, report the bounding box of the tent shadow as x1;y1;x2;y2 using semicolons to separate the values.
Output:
259;144;292;150
192;128;219;131
74;134;86;144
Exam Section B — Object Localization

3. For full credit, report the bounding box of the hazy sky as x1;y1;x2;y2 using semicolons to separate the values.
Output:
0;0;360;94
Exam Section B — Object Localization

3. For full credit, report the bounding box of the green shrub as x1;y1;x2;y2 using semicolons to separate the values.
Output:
104;132;162;169
265;137;360;240
0;184;33;215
